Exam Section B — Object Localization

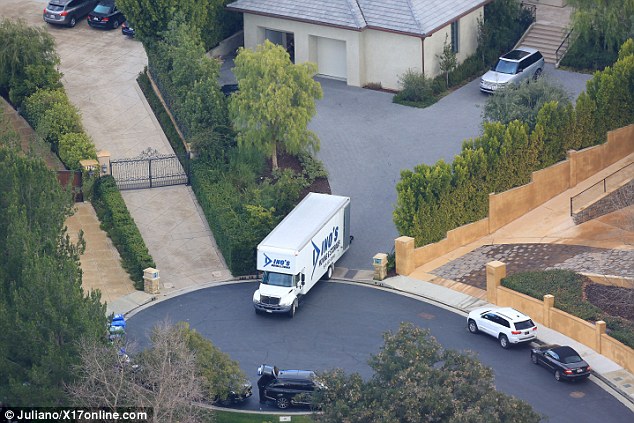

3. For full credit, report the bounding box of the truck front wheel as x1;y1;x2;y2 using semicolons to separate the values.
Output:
288;301;297;318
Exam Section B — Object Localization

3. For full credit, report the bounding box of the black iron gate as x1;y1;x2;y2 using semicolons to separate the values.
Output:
110;148;189;190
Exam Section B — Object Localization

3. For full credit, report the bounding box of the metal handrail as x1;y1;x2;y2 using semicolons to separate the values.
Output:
556;28;574;63
570;162;634;215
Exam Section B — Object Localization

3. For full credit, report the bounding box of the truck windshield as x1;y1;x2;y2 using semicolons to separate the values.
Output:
262;272;293;287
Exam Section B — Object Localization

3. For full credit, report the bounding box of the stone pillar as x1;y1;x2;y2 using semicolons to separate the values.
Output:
395;236;415;276
543;294;554;327
373;253;388;281
143;267;160;294
486;261;506;305
97;150;111;176
595;320;606;353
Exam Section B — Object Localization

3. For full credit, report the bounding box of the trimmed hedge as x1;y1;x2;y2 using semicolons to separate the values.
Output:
502;270;634;349
92;176;155;288
21;88;97;169
395;40;634;247
136;70;187;158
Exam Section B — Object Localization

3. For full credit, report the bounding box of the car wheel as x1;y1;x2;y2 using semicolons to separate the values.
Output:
276;396;290;409
324;265;334;280
534;68;543;80
499;334;510;349
468;319;479;334
68;16;77;27
554;370;563;382
531;353;538;365
254;308;262;315
288;302;297;318
112;19;120;29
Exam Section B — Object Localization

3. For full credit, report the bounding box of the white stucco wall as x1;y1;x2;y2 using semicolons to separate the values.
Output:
243;14;363;86
362;29;422;90
242;6;482;89
423;6;483;78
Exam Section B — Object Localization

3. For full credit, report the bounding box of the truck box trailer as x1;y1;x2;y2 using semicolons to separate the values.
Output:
253;192;351;317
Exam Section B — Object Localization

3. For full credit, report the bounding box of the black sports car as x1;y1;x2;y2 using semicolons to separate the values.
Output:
531;345;591;381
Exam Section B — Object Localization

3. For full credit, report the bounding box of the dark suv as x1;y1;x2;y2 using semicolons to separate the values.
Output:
259;366;322;409
43;0;98;27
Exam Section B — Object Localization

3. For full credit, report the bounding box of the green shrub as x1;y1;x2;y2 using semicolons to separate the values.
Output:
260;169;309;216
22;89;68;129
92;176;155;287
58;132;97;170
560;34;618;71
36;100;83;152
298;150;328;181
393;69;436;107
502;270;633;348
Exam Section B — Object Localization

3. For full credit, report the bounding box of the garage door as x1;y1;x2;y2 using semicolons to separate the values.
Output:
316;37;347;80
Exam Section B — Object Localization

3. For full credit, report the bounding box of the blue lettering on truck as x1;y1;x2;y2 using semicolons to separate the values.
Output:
262;253;291;270
311;226;340;277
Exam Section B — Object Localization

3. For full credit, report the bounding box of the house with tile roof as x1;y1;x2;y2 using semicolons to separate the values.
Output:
226;0;492;90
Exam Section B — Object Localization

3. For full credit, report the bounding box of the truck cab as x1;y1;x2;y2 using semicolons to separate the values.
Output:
253;193;351;318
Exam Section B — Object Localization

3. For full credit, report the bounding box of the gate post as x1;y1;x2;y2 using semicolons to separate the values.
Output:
148;158;153;188
97;150;111;176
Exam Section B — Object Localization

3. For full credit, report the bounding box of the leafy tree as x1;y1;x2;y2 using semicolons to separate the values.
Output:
58;132;97;170
21;89;68;129
568;0;634;53
229;40;323;170
0;147;107;406
0;19;61;106
179;323;248;404
314;323;541;423
36;100;83;152
116;0;207;42
483;77;571;129
438;34;457;87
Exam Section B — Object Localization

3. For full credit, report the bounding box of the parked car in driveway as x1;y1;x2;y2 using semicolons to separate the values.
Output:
87;0;125;29
467;307;538;348
531;345;591;382
258;364;323;409
480;46;545;93
43;0;98;27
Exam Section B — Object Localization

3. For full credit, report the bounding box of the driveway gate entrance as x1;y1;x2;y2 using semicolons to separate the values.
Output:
110;148;189;190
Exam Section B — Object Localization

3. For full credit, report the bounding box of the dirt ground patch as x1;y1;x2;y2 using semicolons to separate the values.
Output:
585;283;634;323
262;152;331;197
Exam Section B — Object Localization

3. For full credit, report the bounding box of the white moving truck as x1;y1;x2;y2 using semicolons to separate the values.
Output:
253;193;352;317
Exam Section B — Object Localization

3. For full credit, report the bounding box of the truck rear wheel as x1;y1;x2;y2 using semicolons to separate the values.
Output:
323;265;333;280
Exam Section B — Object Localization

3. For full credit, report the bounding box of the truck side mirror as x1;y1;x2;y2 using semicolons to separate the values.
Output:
301;274;305;282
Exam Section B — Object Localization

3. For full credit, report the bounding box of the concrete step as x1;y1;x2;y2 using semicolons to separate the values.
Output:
522;36;564;49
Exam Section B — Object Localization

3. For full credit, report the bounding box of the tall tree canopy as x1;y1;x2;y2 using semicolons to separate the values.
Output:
568;0;634;52
314;323;541;423
229;40;323;170
0;19;61;106
0;147;106;406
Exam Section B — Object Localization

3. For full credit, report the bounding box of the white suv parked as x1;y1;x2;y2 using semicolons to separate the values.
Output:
480;46;545;93
467;307;537;348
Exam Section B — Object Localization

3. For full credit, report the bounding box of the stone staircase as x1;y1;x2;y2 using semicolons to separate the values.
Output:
518;22;570;64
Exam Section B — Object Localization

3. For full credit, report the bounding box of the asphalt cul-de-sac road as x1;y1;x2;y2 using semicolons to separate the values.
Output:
126;282;632;422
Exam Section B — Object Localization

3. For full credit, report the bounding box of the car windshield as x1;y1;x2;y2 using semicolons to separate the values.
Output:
514;319;534;330
262;272;293;287
493;59;518;75
94;4;114;13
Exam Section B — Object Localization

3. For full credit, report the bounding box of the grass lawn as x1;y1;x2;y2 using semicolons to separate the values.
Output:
212;410;314;423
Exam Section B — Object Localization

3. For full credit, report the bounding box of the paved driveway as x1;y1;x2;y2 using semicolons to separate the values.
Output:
1;0;232;296
312;65;592;270
126;281;633;422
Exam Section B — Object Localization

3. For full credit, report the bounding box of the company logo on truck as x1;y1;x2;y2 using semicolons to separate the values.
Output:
263;253;291;270
311;226;340;277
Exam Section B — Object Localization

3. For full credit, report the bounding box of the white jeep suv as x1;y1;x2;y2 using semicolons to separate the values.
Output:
467;307;537;348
